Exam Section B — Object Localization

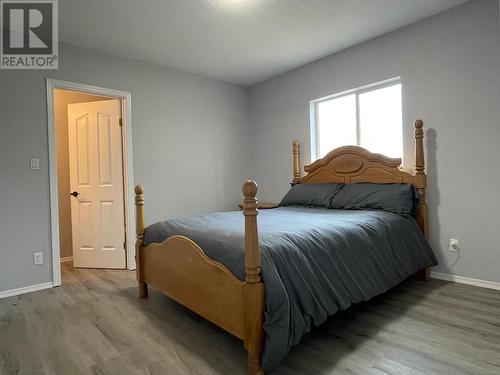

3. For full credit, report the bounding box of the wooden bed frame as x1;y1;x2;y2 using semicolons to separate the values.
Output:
135;120;429;375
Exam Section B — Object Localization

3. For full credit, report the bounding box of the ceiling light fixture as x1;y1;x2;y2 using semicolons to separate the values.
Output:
210;0;261;14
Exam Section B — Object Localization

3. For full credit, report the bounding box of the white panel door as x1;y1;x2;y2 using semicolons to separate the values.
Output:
68;100;126;269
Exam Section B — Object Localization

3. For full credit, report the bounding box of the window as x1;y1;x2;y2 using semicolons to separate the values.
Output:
311;79;403;160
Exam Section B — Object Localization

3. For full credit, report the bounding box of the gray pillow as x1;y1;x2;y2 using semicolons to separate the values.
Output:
330;183;419;215
280;183;344;208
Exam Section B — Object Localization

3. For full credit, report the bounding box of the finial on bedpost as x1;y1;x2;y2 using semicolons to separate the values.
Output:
135;185;148;298
135;185;145;236
415;120;425;175
242;180;260;284
292;140;301;184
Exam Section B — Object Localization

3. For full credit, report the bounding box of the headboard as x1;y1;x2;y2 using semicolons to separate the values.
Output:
292;120;427;237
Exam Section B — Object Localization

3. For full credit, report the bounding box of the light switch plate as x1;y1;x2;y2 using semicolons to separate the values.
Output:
33;252;43;265
30;158;40;170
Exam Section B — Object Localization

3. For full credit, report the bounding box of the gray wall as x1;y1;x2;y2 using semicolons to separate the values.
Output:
0;44;250;292
249;0;500;283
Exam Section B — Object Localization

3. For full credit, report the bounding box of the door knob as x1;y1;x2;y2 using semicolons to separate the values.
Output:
70;191;80;197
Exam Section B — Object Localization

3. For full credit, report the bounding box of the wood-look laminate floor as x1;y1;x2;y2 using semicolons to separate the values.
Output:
1;264;499;375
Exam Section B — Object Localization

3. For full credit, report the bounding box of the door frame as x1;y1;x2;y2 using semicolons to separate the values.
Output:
46;79;135;286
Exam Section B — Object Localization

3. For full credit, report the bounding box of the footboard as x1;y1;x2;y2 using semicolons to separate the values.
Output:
134;183;264;375
140;235;246;338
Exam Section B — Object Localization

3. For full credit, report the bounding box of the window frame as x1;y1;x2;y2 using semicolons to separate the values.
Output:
310;77;402;161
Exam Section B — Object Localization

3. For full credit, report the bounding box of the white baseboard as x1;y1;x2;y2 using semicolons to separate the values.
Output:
0;282;54;299
431;272;500;291
60;256;73;263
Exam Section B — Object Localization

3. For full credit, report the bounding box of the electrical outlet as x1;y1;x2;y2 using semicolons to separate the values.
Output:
449;239;460;253
33;252;43;265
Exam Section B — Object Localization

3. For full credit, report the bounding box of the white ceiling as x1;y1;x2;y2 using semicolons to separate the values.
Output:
59;0;471;86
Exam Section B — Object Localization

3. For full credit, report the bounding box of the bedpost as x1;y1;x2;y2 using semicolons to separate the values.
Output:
292;140;301;184
242;180;265;375
135;185;148;298
414;119;427;237
414;120;430;281
415;120;425;176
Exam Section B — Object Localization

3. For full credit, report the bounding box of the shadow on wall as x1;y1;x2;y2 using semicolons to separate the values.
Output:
426;128;459;273
426;128;440;251
426;128;440;266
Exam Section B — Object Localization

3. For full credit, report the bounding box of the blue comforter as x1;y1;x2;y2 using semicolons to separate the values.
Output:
143;207;437;370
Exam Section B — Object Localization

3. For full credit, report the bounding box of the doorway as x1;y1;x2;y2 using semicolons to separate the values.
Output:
47;80;135;286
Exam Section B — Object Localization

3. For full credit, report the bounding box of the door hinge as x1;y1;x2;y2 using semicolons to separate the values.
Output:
123;241;127;250
119;118;123;127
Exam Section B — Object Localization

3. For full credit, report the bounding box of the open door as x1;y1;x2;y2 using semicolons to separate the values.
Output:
68;99;126;269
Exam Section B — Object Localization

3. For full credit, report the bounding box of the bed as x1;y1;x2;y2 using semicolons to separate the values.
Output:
135;120;435;374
